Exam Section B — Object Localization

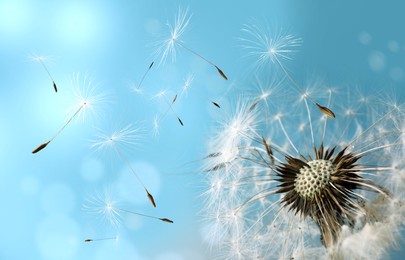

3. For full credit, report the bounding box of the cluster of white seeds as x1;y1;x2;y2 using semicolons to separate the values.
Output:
294;159;333;199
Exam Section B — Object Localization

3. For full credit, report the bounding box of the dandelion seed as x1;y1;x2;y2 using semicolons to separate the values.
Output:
91;124;157;208
179;73;221;108
29;53;58;92
32;141;50;154
119;208;173;224
274;55;335;119
160;218;174;223
240;22;302;69
212;101;221;108
84;236;117;243
262;136;275;165
177;41;228;80
316;103;336;119
84;190;173;228
146;189;156;208
32;102;84;153
154;7;228;80
240;22;334;118
32;74;106;153
203;86;405;259
153;91;184;127
136;61;154;91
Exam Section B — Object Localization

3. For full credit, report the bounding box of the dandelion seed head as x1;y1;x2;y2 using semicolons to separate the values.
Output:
294;159;332;199
202;83;405;258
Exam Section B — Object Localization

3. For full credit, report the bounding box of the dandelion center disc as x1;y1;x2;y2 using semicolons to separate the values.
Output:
294;159;333;199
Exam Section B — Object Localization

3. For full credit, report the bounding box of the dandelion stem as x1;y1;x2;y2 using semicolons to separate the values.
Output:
111;142;157;208
39;59;58;92
32;104;84;153
321;90;332;142
162;94;184;126
273;55;335;118
277;117;299;154
176;42;228;80
304;98;315;149
51;104;84;142
117;208;173;223
137;61;154;90
348;107;398;147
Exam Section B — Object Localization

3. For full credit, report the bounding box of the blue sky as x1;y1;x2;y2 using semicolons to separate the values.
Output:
1;0;405;259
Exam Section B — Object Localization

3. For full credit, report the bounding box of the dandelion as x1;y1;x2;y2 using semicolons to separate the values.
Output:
29;53;58;92
91;124;158;208
32;74;106;153
83;189;173;229
240;22;335;118
202;83;405;259
153;6;228;80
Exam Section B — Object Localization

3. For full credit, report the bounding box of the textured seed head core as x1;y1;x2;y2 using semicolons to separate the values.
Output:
294;159;333;199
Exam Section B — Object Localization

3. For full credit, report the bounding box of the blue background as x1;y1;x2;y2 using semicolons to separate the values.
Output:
1;0;405;259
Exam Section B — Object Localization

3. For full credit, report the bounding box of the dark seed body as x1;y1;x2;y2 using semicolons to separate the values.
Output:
32;141;50;154
160;218;174;223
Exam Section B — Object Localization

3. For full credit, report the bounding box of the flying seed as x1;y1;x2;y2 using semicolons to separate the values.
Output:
32;141;50;154
137;61;154;90
149;61;154;69
156;7;228;80
30;54;58;92
316;103;336;118
117;207;173;223
109;140;157;208
160;93;184;126
84;236;117;243
179;73;221;108
147;190;156;208
212;101;221;108
215;66;228;80
176;42;228;81
272;55;335;118
32;104;85;154
159;218;174;223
